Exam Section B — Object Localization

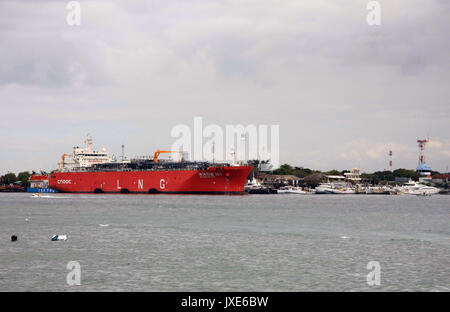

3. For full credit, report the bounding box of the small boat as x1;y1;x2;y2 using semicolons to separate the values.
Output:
244;177;276;193
31;193;41;198
315;183;355;194
277;186;307;194
315;183;335;194
244;177;263;190
364;186;393;195
51;234;67;241
332;187;356;194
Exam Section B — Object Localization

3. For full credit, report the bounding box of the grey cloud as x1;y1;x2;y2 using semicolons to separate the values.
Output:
0;0;449;173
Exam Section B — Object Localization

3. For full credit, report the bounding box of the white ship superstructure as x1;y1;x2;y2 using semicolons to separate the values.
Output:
60;135;116;169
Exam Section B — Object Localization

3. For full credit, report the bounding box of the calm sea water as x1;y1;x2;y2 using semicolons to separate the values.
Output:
0;193;449;291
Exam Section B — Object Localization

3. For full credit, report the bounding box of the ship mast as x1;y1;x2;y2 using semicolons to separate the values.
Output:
86;134;93;153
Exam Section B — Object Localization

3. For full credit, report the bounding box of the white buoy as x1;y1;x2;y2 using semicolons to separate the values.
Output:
51;234;67;241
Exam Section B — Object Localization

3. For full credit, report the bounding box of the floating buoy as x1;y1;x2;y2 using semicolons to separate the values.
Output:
11;235;18;242
51;234;67;241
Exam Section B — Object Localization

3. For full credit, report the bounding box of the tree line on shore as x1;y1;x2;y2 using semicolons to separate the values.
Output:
248;161;445;186
0;172;31;187
0;164;446;188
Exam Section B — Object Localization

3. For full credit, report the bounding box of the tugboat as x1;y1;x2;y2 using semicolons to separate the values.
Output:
28;174;58;193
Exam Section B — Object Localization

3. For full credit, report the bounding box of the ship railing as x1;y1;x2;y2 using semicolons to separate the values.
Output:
60;160;236;173
63;165;234;173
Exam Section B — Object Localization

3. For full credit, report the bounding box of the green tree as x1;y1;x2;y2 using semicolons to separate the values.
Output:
292;167;315;178
1;173;17;185
361;173;380;185
17;171;31;187
304;173;325;187
272;164;294;175
247;159;272;179
393;169;420;180
324;170;341;176
370;171;394;182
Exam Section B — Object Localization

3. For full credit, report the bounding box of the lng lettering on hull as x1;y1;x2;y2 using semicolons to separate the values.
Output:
49;166;252;194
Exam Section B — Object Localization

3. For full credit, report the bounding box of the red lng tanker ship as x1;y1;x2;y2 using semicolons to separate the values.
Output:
47;136;252;194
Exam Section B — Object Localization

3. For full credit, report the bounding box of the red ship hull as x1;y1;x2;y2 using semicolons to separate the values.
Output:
48;166;252;194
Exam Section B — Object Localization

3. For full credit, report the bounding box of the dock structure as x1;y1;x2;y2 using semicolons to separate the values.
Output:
257;174;302;188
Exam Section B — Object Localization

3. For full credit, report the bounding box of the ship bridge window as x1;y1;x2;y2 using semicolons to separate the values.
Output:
81;154;107;157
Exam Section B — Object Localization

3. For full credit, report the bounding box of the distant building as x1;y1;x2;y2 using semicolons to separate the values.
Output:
419;176;432;183
417;163;432;183
432;174;449;184
258;173;301;187
344;168;361;182
326;175;345;182
416;163;432;178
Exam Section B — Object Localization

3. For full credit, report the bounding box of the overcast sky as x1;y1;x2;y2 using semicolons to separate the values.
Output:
0;0;449;174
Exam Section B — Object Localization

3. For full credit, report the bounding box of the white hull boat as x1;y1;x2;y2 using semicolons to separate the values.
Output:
397;180;440;195
277;187;307;194
315;183;355;194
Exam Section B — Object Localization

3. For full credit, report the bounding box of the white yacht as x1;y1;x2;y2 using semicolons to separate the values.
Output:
397;180;440;195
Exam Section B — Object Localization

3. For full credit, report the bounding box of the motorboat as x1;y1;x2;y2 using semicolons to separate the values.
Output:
244;177;263;190
397;179;440;195
277;186;307;194
364;186;393;195
315;183;356;194
315;183;335;194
